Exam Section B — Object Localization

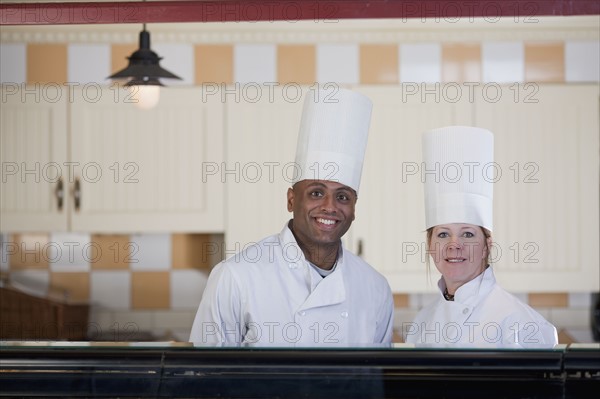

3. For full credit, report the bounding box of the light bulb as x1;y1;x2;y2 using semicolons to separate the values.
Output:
129;85;160;109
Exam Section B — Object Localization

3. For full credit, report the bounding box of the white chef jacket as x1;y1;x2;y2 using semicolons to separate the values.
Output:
404;267;558;348
189;222;394;347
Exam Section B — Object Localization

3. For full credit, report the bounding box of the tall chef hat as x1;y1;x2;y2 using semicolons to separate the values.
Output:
422;126;494;232
292;88;373;193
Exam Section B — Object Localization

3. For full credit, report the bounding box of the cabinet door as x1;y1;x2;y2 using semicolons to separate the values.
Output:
1;85;69;232
225;87;303;248
350;86;473;292
70;86;224;233
475;84;599;292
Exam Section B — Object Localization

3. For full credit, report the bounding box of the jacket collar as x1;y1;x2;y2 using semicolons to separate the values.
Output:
437;266;496;305
279;221;347;309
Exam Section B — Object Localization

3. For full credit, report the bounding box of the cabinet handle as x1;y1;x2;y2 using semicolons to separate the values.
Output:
73;177;81;212
357;239;363;257
55;178;64;211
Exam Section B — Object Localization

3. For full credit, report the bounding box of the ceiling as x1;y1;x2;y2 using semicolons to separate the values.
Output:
1;0;599;25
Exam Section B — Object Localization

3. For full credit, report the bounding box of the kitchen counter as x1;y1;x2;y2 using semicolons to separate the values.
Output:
1;341;598;398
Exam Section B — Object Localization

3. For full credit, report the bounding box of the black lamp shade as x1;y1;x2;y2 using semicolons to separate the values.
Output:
108;30;181;83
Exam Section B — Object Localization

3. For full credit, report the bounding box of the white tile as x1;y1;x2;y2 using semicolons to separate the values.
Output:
152;43;194;86
170;269;209;309
569;292;593;308
482;41;524;83
565;41;600;82
563;328;595;343
549;308;590;329
154;310;196;330
408;293;421;309
90;271;130;310
316;44;359;84
87;308;114;328
112;310;155;332
129;233;171;271
0;233;9;272
48;232;91;273
10;270;50;297
0;43;26;84
399;43;441;83
234;44;276;84
68;44;111;85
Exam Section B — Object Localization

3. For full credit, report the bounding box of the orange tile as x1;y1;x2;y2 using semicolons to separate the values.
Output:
131;271;170;310
195;45;233;84
528;293;569;308
111;43;137;76
442;43;481;83
90;234;131;270
360;44;398;84
525;42;565;82
393;293;409;308
27;44;67;84
50;272;89;303
277;45;316;85
172;234;223;270
8;234;50;270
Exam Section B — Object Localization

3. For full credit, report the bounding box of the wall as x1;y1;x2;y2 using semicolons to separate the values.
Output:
1;16;599;342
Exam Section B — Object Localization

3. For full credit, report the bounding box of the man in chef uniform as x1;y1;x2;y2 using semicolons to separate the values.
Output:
404;126;558;348
189;88;394;346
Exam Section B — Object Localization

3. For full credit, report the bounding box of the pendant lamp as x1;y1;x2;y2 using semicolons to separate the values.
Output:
108;24;181;109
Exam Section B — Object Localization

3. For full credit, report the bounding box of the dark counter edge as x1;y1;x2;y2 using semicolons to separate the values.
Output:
0;345;598;398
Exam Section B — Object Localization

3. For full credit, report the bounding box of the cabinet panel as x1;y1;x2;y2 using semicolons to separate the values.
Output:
70;87;224;233
225;88;303;248
475;84;599;292
0;86;68;232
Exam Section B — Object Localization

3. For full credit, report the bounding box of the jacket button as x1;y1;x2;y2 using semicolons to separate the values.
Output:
340;311;348;318
288;263;296;269
299;311;306;316
463;308;469;314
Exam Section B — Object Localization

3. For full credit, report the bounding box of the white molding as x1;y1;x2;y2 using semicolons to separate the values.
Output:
1;16;599;43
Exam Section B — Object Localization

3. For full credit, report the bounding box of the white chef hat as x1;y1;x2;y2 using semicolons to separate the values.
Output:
422;126;494;232
292;88;372;193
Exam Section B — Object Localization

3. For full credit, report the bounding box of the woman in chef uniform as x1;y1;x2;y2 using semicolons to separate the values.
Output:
404;126;558;348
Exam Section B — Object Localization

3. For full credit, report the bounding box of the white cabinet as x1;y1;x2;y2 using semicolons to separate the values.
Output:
1;86;224;233
474;84;599;292
1;85;69;232
70;87;224;233
224;87;303;248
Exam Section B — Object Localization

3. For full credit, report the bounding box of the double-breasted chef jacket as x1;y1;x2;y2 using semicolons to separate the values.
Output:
404;267;558;348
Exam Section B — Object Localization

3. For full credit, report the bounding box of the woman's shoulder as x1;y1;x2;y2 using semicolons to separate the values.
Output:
486;284;551;323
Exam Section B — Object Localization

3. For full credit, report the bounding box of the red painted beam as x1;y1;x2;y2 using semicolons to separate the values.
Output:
1;0;598;26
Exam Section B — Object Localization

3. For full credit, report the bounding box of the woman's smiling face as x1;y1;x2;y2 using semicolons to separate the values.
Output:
428;223;491;294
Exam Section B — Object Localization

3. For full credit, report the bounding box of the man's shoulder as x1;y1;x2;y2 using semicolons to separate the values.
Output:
218;233;281;269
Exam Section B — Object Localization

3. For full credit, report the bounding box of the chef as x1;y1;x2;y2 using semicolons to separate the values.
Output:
189;88;394;346
404;126;558;348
